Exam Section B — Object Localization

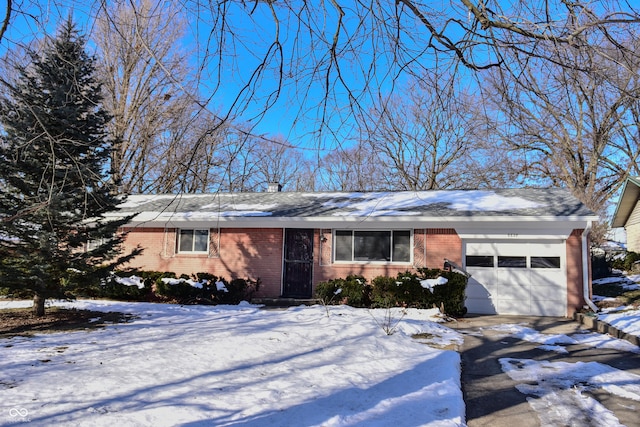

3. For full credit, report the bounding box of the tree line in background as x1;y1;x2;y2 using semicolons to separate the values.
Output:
1;0;639;314
1;1;639;219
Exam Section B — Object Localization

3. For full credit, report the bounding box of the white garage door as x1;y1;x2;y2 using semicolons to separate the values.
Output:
464;240;567;316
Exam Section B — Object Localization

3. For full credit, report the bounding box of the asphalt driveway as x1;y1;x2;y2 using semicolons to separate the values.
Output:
450;315;640;427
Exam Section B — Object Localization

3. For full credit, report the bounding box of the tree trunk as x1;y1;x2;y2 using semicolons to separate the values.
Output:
33;293;45;317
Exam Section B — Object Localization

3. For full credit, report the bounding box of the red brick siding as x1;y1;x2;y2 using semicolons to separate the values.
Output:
566;229;588;316
413;230;427;268
319;229;333;266
121;227;283;297
122;227;464;298
424;229;462;269
313;228;462;288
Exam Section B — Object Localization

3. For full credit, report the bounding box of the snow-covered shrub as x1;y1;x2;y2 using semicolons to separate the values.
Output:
610;251;640;273
97;271;172;301
417;268;467;317
370;273;425;308
222;278;261;304
154;273;217;304
317;269;468;316
153;273;260;305
591;250;611;279
315;275;371;307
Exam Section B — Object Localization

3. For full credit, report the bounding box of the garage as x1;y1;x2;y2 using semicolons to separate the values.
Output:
464;240;567;316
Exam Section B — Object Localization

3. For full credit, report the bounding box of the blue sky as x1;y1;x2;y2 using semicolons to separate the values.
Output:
0;1;633;238
0;1;467;156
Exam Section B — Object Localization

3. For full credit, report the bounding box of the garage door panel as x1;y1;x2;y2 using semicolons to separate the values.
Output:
466;282;495;298
530;283;565;301
464;240;567;316
530;301;566;317
497;269;529;283
465;297;498;314
534;241;565;256
466;271;496;294
496;298;529;315
530;270;565;288
499;282;531;300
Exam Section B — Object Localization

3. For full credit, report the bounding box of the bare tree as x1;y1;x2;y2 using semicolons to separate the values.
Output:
362;70;486;190
484;34;640;214
2;1;639;197
3;2;640;133
172;1;640;141
93;0;203;194
144;114;231;193
318;141;381;191
251;135;312;191
207;130;313;192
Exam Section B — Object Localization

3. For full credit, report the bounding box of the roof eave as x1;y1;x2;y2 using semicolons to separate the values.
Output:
121;213;599;229
612;177;640;228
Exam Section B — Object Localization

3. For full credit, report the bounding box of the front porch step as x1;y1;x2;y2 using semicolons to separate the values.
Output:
252;297;321;308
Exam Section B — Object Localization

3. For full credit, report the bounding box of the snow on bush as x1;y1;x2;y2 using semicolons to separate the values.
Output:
160;277;208;289
420;276;448;291
114;275;145;289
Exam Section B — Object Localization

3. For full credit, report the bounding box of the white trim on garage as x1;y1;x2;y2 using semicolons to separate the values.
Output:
464;240;567;316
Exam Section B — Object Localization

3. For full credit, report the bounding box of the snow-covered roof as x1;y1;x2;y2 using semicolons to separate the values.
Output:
111;188;597;229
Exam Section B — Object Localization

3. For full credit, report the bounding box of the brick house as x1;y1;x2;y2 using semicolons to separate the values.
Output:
109;188;598;317
612;176;640;253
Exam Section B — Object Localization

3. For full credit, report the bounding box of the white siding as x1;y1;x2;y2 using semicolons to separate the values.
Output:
627;200;640;252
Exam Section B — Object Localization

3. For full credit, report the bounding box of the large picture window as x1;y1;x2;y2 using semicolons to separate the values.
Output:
178;229;209;253
335;230;411;263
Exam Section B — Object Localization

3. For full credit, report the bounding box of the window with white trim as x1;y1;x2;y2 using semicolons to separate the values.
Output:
334;230;411;263
178;229;209;253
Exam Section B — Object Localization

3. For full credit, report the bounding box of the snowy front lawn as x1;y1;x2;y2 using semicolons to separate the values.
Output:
596;305;640;337
0;300;464;427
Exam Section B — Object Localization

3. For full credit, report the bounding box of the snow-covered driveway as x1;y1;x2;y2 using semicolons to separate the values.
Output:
0;300;464;426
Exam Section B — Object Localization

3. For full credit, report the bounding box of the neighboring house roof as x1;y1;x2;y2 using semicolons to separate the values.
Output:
612;177;640;228
111;188;597;231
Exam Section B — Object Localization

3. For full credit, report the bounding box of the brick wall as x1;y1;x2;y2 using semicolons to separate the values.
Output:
121;227;283;297
313;228;462;286
424;229;462;269
122;227;464;299
566;229;587;316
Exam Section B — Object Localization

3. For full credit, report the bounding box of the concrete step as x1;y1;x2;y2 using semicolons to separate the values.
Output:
252;297;321;308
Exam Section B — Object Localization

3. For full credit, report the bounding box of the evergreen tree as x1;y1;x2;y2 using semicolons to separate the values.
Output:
0;18;140;316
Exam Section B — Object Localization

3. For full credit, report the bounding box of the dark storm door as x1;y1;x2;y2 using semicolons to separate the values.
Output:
282;229;314;298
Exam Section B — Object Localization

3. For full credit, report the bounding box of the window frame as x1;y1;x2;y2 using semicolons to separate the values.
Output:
333;229;412;264
497;255;527;268
177;228;210;254
530;256;562;269
465;254;563;269
465;255;495;268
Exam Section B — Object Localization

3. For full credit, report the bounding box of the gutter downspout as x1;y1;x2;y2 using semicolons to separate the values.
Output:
582;221;599;312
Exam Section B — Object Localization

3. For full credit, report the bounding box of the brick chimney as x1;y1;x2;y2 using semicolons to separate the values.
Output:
267;182;282;192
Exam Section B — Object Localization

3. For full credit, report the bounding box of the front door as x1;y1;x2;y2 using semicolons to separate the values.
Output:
282;229;314;298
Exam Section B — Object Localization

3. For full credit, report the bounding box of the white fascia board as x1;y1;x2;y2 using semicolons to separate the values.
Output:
121;213;599;232
455;218;596;240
